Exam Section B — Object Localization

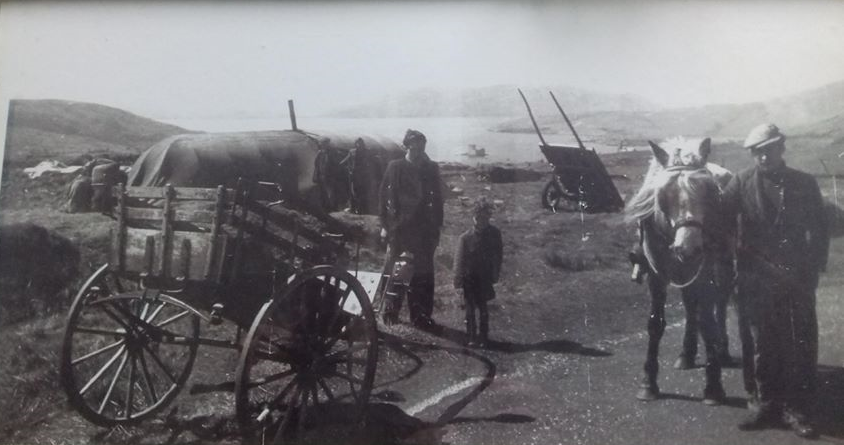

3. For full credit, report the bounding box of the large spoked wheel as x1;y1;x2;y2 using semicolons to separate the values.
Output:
235;265;378;444
60;264;200;426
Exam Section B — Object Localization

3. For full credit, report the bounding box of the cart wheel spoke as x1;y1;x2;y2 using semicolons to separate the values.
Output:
155;309;191;328
136;352;158;405
71;339;125;366
60;264;199;427
237;266;378;443
124;352;137;418
72;326;127;337
316;377;336;403
79;345;127;396
246;368;297;390
272;387;301;445
96;350;129;413
297;385;310;438
140;342;177;384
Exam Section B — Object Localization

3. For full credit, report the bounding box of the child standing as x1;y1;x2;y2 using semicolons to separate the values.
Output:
453;198;503;347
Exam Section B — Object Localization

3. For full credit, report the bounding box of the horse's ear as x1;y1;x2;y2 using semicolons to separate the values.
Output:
699;138;712;163
649;140;669;167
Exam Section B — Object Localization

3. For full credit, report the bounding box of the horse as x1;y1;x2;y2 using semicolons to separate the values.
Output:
625;137;731;405
672;160;736;370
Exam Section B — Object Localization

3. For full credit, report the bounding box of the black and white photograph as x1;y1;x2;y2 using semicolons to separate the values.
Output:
1;1;844;444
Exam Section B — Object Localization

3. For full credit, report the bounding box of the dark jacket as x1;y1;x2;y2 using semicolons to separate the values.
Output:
378;155;444;244
722;164;829;288
453;225;503;291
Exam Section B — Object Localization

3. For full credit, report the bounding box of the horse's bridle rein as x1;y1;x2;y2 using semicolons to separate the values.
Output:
645;167;709;288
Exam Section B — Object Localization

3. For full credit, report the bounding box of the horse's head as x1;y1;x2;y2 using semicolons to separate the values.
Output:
627;137;721;280
650;137;720;262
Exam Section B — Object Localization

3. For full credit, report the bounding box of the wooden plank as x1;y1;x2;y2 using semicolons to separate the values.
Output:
159;185;175;278
241;201;326;243
231;215;315;263
204;186;226;280
115;184;127;273
124;186;235;203
172;208;216;225
126;207;164;221
172;187;235;202
125;187;166;199
123;227;216;281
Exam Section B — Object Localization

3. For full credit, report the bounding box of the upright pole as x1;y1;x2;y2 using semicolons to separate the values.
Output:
549;91;586;150
288;99;298;131
517;88;548;146
820;159;838;206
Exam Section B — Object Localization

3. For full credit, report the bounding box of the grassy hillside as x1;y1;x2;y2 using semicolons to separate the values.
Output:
3;99;191;166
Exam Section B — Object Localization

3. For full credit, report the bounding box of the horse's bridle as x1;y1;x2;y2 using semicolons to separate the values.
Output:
646;171;708;288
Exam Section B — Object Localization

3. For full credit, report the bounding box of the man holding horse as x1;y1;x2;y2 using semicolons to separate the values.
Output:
723;123;829;438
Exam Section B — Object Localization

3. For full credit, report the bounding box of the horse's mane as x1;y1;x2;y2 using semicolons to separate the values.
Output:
625;160;719;223
625;158;665;222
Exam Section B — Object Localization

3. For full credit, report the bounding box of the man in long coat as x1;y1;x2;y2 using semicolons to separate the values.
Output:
379;129;444;329
723;123;829;438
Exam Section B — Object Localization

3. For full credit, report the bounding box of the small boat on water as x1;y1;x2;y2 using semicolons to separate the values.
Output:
461;144;487;158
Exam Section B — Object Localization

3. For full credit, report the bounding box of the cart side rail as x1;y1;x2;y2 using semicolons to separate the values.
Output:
111;184;234;286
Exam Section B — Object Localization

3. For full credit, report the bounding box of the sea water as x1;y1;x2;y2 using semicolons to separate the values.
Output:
157;116;618;164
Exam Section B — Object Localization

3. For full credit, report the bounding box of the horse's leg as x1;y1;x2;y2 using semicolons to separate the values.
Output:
638;271;666;401
715;255;736;365
715;289;733;364
675;290;699;370
694;281;726;406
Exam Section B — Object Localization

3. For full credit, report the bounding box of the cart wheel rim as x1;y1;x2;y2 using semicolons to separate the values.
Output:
235;265;378;443
60;264;200;426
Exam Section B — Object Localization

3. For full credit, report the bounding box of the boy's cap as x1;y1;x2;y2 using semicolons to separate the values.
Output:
473;197;494;216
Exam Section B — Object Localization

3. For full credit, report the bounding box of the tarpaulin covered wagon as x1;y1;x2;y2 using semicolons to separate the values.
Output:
127;129;404;215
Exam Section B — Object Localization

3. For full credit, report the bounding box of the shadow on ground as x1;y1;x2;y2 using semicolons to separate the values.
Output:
427;324;611;357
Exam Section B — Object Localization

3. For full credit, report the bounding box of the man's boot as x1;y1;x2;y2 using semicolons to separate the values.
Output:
478;315;489;348
702;361;725;406
782;409;818;439
465;314;477;347
738;399;781;431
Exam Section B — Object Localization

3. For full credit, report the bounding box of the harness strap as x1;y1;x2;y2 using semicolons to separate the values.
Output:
673;219;704;231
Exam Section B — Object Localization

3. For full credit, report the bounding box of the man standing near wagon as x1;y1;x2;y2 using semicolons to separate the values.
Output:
722;123;829;438
379;129;444;331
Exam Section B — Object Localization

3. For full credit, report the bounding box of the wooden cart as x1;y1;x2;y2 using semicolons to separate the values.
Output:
59;181;378;443
518;89;624;213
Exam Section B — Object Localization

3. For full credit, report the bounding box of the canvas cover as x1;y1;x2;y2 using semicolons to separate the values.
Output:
127;129;403;214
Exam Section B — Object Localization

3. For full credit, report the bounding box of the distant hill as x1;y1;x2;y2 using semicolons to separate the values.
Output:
3;99;191;165
495;80;844;144
326;85;657;118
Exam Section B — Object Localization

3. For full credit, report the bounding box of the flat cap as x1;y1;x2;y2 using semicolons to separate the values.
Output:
743;123;785;149
403;129;427;146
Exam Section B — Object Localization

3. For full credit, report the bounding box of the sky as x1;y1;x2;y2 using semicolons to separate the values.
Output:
1;1;844;123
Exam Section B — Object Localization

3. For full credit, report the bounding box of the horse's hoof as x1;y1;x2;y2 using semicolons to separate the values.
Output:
637;386;659;401
702;386;726;406
673;355;695;370
718;354;740;368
